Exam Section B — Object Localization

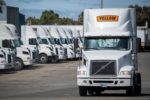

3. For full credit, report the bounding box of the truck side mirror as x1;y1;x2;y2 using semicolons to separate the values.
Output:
2;40;14;49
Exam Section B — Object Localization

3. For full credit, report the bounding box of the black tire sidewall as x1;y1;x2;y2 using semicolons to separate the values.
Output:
39;54;48;63
14;59;23;71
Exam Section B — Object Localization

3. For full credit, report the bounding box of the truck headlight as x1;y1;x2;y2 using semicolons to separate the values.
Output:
78;70;87;75
120;71;131;76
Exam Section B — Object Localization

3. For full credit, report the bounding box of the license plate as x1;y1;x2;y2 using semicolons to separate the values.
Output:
100;83;107;87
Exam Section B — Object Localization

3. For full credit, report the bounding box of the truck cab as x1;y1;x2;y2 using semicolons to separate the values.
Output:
46;26;66;61
21;25;56;63
4;24;33;70
31;26;59;63
77;8;141;96
57;27;75;59
49;26;67;60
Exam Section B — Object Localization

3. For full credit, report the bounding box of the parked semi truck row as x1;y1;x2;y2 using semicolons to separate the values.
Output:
22;25;83;60
77;8;141;96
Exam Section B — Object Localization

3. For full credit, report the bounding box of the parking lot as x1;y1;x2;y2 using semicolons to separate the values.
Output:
0;52;150;100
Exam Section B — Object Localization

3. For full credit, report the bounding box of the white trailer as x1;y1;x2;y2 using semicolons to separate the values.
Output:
137;22;150;51
77;8;141;96
21;25;56;63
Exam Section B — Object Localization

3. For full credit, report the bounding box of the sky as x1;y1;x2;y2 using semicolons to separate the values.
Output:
4;0;150;20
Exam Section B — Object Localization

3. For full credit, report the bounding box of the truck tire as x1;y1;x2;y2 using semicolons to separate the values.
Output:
51;57;59;63
39;54;48;63
134;73;141;96
79;86;87;96
126;73;141;96
14;59;24;71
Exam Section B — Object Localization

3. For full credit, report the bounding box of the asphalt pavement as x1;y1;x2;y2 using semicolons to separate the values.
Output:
0;52;150;100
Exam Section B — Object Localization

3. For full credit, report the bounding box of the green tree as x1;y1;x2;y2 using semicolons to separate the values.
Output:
78;12;83;25
26;17;40;25
40;10;59;25
25;10;84;25
129;5;150;27
58;17;76;25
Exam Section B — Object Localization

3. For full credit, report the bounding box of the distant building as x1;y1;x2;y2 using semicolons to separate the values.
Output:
19;13;25;36
7;6;20;33
0;0;7;24
0;0;25;36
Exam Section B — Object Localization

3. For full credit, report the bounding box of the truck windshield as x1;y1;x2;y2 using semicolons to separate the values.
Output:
41;38;49;45
37;37;43;44
60;38;68;44
13;39;22;47
29;38;38;45
54;38;62;45
48;38;55;45
85;37;130;50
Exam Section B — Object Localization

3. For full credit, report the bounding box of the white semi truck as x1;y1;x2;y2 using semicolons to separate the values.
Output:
49;26;67;59
21;25;56;63
77;8;141;96
57;27;75;59
4;24;34;70
46;26;66;61
31;26;59;62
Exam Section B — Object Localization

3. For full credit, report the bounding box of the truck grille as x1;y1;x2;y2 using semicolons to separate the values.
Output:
90;60;116;76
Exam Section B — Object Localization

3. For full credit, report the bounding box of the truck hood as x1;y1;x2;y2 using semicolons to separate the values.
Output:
83;50;131;60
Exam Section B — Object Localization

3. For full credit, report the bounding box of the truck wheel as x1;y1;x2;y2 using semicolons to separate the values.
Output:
126;73;141;96
51;57;59;63
39;54;48;63
79;86;87;96
14;59;23;71
134;73;141;96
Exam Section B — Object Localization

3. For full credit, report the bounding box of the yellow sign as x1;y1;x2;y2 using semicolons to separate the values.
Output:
97;15;119;22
